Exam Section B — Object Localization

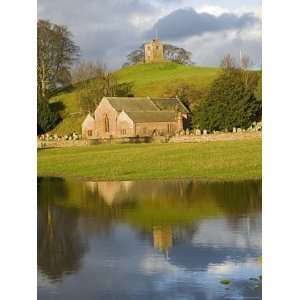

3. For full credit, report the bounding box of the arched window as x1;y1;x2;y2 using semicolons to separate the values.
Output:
104;115;110;132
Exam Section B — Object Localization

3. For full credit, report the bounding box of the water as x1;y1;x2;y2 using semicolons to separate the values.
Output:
37;178;262;300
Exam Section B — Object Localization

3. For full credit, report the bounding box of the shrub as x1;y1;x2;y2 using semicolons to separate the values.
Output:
37;97;60;134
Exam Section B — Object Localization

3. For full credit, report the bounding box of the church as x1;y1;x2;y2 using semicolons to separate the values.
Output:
81;96;189;139
81;38;189;140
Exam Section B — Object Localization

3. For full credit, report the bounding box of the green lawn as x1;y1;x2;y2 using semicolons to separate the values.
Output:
37;139;261;181
114;62;219;96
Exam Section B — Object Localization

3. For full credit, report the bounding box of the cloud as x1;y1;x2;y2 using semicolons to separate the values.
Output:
38;1;261;69
145;8;260;41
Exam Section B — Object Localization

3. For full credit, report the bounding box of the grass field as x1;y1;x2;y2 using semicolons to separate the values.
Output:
49;62;220;135
37;139;261;181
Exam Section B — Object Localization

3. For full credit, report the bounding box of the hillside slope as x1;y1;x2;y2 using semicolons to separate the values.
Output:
49;62;220;135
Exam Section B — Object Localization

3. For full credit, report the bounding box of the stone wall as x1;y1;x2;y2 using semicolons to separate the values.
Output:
135;121;177;137
169;131;261;143
94;98;118;138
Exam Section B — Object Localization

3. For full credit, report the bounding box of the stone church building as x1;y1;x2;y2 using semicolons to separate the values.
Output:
82;97;189;139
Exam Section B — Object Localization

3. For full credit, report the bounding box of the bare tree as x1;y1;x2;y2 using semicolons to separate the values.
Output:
163;44;192;64
220;54;237;70
72;62;133;112
240;53;253;88
37;20;79;98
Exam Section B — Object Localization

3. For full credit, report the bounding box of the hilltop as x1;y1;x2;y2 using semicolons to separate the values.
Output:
49;62;220;135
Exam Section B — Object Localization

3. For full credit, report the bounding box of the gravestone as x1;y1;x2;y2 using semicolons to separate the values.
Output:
195;129;201;136
203;129;207;135
233;127;237;133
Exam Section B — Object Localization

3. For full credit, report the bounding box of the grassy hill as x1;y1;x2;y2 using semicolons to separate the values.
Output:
49;62;220;135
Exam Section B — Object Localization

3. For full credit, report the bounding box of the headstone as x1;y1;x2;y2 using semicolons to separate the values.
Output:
203;129;207;135
185;129;189;135
237;128;242;133
233;127;237;133
195;129;201;136
180;130;185;136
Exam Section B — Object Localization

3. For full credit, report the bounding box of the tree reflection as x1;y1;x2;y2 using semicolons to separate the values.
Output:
38;178;87;281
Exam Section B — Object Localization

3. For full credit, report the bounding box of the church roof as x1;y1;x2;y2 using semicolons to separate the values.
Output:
150;97;189;113
126;111;176;123
105;97;189;114
106;97;159;112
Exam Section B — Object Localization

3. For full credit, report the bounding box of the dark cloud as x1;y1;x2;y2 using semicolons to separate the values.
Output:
38;1;261;69
146;8;259;40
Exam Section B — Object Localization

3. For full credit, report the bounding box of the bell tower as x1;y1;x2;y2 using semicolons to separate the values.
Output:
144;38;164;63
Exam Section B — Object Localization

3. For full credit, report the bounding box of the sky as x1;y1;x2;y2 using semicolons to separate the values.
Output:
38;0;261;70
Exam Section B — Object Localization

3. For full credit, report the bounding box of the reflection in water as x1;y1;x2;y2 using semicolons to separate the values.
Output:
38;178;262;300
153;226;173;255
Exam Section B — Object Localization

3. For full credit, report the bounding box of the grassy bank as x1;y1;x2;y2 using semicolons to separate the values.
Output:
37;139;261;181
49;62;220;135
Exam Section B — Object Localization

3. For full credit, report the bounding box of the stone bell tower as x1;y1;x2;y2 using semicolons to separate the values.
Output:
144;38;164;63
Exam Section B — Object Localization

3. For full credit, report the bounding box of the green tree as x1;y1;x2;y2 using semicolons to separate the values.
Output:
37;97;60;134
193;68;261;131
255;74;262;103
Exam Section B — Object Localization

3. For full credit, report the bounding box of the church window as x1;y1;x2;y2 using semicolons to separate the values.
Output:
121;129;126;135
167;124;173;133
104;115;110;132
87;130;92;137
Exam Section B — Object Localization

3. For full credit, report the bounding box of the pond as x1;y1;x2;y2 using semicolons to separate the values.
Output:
37;178;262;300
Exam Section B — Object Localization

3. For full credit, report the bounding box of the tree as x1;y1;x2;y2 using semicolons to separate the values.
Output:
255;74;262;103
72;62;134;112
37;20;79;98
193;64;261;131
220;54;237;70
37;97;60;134
125;46;145;65
125;43;192;66
163;44;192;64
162;80;208;112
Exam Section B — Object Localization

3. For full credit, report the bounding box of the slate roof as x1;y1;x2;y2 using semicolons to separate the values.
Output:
150;97;189;113
126;111;176;123
105;97;159;112
105;97;189;114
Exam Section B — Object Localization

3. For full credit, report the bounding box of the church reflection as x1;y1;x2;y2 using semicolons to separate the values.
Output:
85;180;133;205
38;177;261;286
153;226;173;258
